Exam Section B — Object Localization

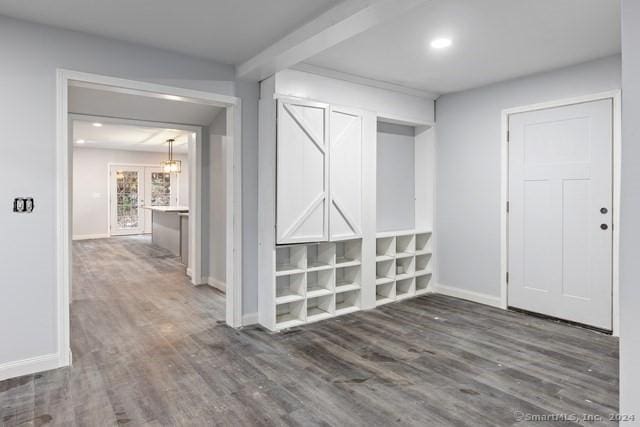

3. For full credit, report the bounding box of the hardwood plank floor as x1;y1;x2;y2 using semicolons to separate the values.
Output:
1;236;618;426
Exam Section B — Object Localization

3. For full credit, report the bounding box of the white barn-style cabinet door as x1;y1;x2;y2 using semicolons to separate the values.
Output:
329;107;363;240
276;99;329;244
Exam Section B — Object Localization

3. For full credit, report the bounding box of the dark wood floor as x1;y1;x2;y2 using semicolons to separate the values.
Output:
1;236;618;426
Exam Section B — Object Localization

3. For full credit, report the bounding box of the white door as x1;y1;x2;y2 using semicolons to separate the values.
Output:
508;99;613;330
330;107;363;240
143;167;178;233
110;165;145;235
276;99;329;244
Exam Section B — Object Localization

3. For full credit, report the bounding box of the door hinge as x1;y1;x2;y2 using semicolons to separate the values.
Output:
506;272;509;284
506;130;510;142
506;201;510;213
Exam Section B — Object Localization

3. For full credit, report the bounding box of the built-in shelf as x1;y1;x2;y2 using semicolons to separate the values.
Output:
266;238;363;331
307;294;334;322
374;230;434;307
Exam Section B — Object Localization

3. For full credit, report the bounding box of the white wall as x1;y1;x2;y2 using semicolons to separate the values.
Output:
435;55;621;299
0;14;263;372
72;147;188;238
376;122;415;232
620;0;640;417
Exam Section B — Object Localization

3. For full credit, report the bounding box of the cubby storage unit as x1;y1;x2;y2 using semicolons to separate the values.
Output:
375;230;433;305
415;271;432;295
335;289;360;315
307;269;334;298
276;273;306;304
276;300;305;329
263;238;363;331
276;245;306;275
307;294;334;323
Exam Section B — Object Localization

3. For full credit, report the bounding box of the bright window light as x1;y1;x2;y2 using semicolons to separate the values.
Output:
76;139;85;144
92;122;103;127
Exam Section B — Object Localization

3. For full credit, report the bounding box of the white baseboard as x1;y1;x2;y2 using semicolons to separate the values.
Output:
242;312;259;326
430;283;503;309
207;277;226;293
72;233;109;241
0;353;60;381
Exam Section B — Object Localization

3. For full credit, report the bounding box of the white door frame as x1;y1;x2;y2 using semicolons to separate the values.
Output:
57;69;244;369
500;90;621;336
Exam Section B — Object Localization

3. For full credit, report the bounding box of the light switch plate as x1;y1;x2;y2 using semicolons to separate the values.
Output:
13;197;34;213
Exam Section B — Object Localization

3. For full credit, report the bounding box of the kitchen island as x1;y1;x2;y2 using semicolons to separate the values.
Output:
144;206;189;257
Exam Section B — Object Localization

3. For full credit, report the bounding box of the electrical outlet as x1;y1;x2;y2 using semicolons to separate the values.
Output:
13;197;34;213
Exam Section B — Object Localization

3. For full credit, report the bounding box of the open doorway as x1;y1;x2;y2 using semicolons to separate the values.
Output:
56;70;243;367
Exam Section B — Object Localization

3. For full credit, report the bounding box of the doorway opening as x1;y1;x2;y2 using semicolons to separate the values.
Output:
56;70;243;368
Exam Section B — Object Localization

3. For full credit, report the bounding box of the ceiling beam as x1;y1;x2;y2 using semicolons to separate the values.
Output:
235;0;428;81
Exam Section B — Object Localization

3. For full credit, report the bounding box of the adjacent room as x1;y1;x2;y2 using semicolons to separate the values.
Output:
1;0;638;425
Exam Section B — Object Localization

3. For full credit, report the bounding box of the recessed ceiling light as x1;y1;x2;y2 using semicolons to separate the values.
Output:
163;94;183;101
76;139;85;144
92;122;103;127
430;38;452;49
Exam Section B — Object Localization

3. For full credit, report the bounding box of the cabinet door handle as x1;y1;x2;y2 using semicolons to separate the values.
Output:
601;224;608;230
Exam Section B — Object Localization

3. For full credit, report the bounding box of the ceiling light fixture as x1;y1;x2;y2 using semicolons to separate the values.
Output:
161;139;182;173
163;94;183;101
76;139;85;144
430;37;452;49
92;122;103;127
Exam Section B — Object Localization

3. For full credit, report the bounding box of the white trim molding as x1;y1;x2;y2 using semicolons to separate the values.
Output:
0;353;60;382
72;234;110;241
500;90;621;336
429;283;503;309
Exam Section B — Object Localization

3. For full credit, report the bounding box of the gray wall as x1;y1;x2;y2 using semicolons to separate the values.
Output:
72;147;189;237
620;0;640;416
376;122;416;232
0;15;259;367
208;110;228;285
435;55;621;298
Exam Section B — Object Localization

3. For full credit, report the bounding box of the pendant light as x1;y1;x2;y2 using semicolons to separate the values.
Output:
161;139;181;173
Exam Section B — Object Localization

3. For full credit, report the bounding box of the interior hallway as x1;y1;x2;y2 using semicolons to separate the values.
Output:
0;237;619;426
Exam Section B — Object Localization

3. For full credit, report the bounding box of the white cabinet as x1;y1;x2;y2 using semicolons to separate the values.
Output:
276;99;329;244
276;100;363;244
330;107;363;241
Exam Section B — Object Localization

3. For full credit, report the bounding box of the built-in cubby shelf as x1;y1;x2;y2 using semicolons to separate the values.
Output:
268;239;363;330
375;230;433;306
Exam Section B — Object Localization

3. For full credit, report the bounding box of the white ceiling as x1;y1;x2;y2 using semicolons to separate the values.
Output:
69;85;224;126
73;121;190;153
0;0;339;64
305;0;621;94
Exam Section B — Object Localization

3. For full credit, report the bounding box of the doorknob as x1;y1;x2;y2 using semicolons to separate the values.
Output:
600;224;608;230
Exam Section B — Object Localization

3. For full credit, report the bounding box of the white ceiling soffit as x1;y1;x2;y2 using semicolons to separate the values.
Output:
69;85;224;127
305;0;621;95
0;0;341;65
73;121;190;153
236;0;428;80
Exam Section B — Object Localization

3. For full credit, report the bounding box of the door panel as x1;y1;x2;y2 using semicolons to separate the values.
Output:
110;166;145;235
330;108;363;240
276;100;329;244
508;99;613;330
143;167;177;233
